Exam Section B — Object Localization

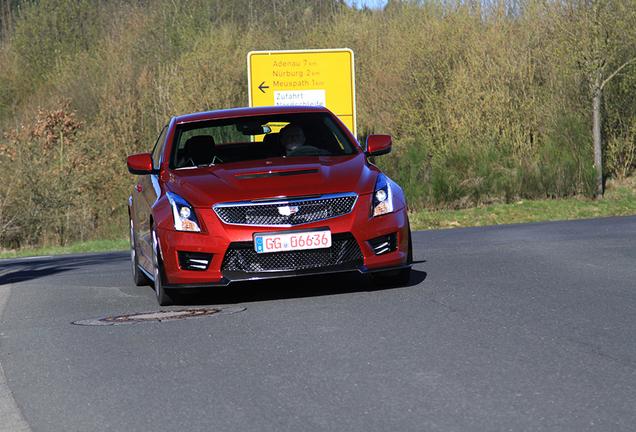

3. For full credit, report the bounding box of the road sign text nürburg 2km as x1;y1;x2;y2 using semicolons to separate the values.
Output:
248;49;356;136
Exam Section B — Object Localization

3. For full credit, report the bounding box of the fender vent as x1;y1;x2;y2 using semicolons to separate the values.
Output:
178;252;213;271
368;233;398;256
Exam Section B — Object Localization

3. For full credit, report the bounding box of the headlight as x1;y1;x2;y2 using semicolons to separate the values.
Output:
373;174;394;217
166;192;201;232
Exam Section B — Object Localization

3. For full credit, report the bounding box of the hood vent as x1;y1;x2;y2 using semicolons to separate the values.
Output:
236;168;319;179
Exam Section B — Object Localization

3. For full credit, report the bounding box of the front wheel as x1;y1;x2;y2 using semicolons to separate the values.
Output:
151;223;176;306
369;266;412;287
370;222;413;287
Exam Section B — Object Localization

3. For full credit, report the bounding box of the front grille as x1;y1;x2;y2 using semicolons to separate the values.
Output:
214;193;358;226
221;234;363;273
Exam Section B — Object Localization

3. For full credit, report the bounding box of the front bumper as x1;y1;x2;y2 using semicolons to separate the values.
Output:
156;195;410;289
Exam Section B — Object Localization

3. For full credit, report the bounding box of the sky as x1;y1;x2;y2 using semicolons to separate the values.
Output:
343;0;389;10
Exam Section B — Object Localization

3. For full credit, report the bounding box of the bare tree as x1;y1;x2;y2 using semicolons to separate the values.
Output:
550;0;636;197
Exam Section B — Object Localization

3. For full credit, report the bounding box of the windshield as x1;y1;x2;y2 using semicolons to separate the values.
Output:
170;112;359;168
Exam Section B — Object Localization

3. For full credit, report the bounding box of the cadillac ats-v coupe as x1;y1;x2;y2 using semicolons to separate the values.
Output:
127;105;412;305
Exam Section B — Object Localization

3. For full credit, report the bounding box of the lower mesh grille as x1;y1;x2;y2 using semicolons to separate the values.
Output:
221;234;363;273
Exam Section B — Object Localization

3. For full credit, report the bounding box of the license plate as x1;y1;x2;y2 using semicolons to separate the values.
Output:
254;229;332;253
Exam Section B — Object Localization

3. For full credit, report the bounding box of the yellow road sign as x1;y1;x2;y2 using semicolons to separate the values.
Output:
248;49;356;136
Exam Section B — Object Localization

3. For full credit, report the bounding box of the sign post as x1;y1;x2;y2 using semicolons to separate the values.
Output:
248;49;356;136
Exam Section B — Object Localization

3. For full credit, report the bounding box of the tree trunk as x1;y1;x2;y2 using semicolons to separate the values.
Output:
592;83;603;198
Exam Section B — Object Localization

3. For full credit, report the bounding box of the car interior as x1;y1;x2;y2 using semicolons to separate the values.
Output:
171;113;358;169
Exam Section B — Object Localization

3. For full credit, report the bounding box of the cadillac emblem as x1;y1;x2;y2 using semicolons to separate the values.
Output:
277;205;300;216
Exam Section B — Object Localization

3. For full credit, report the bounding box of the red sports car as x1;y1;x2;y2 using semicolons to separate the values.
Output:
127;105;412;305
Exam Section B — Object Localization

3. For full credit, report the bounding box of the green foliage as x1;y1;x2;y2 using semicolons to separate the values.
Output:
603;63;636;178
0;0;635;250
12;0;101;86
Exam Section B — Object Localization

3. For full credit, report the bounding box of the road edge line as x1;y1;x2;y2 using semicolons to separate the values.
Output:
0;285;31;432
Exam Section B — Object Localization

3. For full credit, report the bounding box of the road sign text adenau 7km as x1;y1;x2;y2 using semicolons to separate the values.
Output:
248;49;356;136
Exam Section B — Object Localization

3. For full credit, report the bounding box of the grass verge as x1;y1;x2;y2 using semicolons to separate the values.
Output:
410;177;636;230
0;239;129;260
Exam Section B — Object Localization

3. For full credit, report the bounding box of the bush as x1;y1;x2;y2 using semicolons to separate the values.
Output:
0;100;96;248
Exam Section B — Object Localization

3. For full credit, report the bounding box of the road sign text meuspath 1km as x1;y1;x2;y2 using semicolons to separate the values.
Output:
248;49;356;136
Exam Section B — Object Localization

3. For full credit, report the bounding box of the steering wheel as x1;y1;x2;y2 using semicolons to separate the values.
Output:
287;145;331;157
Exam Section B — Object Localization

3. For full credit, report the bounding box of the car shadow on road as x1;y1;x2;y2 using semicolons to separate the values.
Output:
0;252;129;286
176;267;427;307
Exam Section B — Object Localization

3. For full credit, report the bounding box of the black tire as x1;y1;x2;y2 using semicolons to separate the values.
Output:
369;265;412;287
397;225;414;283
151;223;175;306
130;218;148;287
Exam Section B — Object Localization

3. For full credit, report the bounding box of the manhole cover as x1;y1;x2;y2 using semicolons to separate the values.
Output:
72;307;245;326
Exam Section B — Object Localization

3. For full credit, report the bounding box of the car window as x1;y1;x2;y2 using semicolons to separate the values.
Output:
151;125;169;169
170;113;359;169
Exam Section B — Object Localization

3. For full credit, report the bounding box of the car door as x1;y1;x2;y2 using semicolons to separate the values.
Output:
133;125;169;272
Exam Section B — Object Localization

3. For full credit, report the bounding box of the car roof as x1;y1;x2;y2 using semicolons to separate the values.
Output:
174;105;332;124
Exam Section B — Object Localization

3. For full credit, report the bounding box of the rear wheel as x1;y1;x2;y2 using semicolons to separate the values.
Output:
151;223;176;306
130;218;148;286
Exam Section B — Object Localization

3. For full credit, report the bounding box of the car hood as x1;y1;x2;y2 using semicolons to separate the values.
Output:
164;154;379;207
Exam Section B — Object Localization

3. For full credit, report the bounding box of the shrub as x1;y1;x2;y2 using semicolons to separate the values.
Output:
0;100;95;248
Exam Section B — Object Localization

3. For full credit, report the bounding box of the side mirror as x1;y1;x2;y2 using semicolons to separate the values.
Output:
127;153;159;175
365;135;392;156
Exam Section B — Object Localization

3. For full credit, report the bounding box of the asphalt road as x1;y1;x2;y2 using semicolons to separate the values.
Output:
1;216;635;431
